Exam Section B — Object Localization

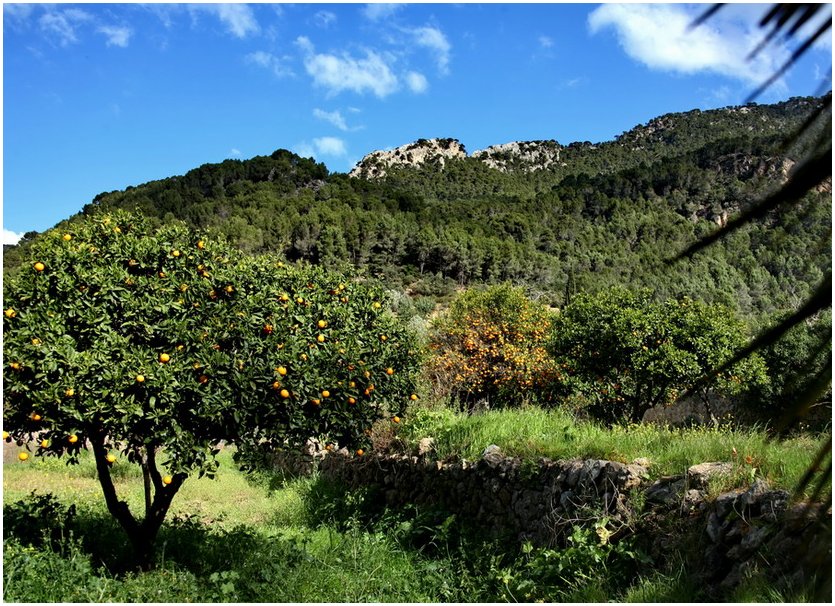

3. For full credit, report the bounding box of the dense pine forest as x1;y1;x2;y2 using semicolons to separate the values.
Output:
8;95;826;332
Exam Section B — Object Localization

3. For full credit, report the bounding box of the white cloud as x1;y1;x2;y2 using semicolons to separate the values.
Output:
97;25;132;48
405;71;428;93
230;148;242;157
39;8;92;46
314;136;347;157
295;137;348;159
3;228;24;246
313;108;349;131
246;51;293;78
588;4;789;86
297;36;399;98
191;4;260;39
407;26;451;75
539;35;554;49
314;10;337;28
363;4;403;22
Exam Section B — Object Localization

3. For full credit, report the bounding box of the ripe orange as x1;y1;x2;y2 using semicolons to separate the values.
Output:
172;250;180;257
4;308;16;318
364;370;371;379
392;416;401;424
317;334;325;343
347;397;356;405
296;297;304;304
158;271;166;278
162;475;173;485
280;294;290;302
40;439;49;448
272;381;281;390
68;434;79;444
63;233;72;241
263;324;274;334
2;431;9;440
380;335;387;342
356;449;364;456
348;381;356;388
33;262;45;272
225;285;234;293
280;389;290;399
198;375;209;384
321;390;330;398
197;240;205;249
318;320;327;328
372;302;381;310
30;413;42;422
64;388;75;397
385;368;394;376
106;453;117;464
18;452;29;462
311;399;321;406
159;353;170;363
136;375;145;383
9;362;21;370
277;366;287;376
410;394;419;401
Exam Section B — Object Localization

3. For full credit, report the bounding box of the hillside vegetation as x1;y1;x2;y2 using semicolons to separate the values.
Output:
7;95;830;329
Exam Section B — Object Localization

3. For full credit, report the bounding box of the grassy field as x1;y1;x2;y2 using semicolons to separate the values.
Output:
3;408;829;602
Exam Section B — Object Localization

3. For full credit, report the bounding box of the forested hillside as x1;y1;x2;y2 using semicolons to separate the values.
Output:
8;95;830;326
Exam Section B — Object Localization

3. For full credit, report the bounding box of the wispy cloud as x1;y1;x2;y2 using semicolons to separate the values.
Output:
230;148;242;157
190;4;260;39
246;51;294;78
3;228;24;246
39;8;92;46
314;10;337;28
539;35;554;49
406;26;451;75
296;36;399;98
363;4;403;22
313;108;349;131
296;136;348;159
588;4;791;87
97;25;132;48
405;71;428;93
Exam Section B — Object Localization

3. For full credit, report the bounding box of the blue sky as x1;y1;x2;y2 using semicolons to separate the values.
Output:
3;3;832;241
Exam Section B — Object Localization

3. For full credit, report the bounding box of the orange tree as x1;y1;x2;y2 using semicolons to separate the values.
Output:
427;283;561;409
548;288;768;424
2;209;419;569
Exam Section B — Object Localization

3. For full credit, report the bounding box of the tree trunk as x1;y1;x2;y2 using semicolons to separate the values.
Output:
89;430;185;571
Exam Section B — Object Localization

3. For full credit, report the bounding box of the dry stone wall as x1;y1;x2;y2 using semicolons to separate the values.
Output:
271;442;830;596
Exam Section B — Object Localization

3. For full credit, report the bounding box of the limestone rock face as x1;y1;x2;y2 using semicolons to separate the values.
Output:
349;138;564;179
471;140;562;173
349;138;467;179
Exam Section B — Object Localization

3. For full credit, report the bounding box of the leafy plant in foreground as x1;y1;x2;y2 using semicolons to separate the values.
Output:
2;209;420;569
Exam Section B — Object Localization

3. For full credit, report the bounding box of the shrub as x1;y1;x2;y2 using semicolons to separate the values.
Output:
427;284;561;409
548;289;768;424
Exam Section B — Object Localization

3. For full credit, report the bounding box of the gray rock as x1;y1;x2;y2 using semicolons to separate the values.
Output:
687;462;733;488
417;437;435;456
482;444;504;467
645;476;686;506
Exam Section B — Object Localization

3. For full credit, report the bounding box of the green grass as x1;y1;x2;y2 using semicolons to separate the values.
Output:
3;411;829;602
398;405;830;495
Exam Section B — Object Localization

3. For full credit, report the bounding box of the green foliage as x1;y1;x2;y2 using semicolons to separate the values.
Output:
549;289;769;424
428;284;560;409
2;208;421;566
10;96;822;335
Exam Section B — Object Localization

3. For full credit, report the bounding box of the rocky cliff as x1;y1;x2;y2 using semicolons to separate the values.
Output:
349;137;564;179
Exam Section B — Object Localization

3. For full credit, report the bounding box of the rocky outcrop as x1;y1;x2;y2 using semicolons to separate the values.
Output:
471;140;563;173
348;138;467;179
349;138;564;179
